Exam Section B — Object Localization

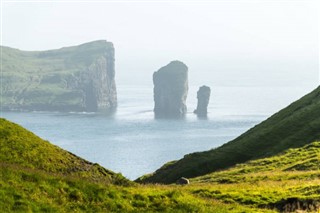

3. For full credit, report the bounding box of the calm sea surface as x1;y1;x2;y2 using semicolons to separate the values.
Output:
1;85;314;179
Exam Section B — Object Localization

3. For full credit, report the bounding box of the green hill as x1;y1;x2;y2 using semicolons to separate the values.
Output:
0;118;258;212
1;118;320;212
192;141;320;184
0;118;128;185
1;40;117;112
1;163;262;213
139;86;320;184
186;142;320;212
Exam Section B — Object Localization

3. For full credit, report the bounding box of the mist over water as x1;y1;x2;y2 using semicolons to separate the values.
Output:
3;1;318;89
2;85;315;179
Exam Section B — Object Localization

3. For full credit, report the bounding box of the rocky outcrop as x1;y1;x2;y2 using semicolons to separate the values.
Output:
153;61;188;117
176;177;189;185
1;40;117;112
194;86;211;117
272;198;320;212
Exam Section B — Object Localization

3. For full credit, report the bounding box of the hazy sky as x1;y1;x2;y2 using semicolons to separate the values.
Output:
1;1;319;87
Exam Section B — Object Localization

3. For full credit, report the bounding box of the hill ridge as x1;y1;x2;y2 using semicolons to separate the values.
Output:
139;86;320;183
0;118;130;185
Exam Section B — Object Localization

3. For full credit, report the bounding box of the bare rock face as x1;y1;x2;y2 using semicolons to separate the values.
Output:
78;44;117;111
194;86;211;117
153;61;188;117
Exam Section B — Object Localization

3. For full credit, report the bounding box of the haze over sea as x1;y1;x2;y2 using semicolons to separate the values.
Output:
1;84;315;180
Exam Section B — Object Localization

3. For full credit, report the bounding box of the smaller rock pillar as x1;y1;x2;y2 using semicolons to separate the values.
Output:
194;86;211;117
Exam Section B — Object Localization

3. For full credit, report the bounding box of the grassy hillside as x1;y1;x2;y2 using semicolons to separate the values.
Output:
0;118;262;212
139;86;320;184
0;118;128;185
192;141;320;184
2;164;262;213
1;118;320;212
6;159;320;212
186;142;320;212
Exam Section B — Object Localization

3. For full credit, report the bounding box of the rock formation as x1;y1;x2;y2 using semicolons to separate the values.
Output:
194;86;211;117
153;61;188;117
1;40;117;112
274;198;320;212
176;177;190;185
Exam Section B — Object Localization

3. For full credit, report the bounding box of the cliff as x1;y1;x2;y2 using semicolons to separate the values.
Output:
153;61;188;117
1;40;117;112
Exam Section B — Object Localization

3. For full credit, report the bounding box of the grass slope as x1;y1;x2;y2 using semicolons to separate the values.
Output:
1;118;320;212
0;118;262;212
0;119;320;213
0;118;129;185
139;86;320;184
1;163;264;213
187;142;320;212
192;141;320;184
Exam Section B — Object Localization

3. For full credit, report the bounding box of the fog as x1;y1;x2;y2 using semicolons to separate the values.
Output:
2;1;319;87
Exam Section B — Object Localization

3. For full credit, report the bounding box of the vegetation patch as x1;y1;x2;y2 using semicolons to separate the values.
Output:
2;116;320;212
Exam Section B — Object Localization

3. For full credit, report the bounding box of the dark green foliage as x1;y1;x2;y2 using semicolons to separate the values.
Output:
140;86;320;183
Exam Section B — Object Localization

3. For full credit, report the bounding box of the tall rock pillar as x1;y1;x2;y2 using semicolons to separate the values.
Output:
153;61;188;118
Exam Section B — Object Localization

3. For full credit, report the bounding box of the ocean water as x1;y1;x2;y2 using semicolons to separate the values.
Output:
1;85;314;180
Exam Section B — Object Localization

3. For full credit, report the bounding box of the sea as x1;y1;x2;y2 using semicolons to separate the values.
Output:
1;84;315;180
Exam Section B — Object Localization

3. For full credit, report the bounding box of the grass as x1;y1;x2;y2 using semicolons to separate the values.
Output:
0;118;260;212
2;163;267;213
187;143;320;211
1;118;320;212
140;86;320;184
191;142;320;184
186;143;320;212
0;118;129;186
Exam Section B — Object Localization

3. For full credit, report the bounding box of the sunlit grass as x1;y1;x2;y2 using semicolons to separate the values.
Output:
1;118;320;212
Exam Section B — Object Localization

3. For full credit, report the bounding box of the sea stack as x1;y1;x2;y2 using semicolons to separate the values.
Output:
153;61;188;118
194;86;211;117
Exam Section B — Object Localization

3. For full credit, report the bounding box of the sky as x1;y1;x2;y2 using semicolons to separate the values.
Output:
1;0;319;87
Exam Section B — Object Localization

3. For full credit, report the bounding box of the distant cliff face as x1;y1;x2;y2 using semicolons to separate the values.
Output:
153;61;188;117
1;40;117;112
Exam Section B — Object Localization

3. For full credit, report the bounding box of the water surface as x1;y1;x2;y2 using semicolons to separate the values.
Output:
1;85;313;179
